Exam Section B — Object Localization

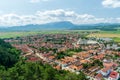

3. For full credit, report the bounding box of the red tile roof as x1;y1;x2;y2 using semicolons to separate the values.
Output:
95;73;103;80
109;71;119;79
29;57;39;61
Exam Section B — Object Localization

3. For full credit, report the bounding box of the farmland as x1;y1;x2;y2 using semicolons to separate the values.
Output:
0;30;120;43
0;30;88;39
0;31;40;39
87;30;120;42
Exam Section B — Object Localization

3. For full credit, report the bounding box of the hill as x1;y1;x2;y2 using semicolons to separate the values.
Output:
0;39;87;80
0;21;74;31
0;39;20;67
0;21;120;31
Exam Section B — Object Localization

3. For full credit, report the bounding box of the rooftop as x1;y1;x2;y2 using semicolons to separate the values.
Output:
109;71;119;79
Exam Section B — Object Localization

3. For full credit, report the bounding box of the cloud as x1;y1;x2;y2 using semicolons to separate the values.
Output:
102;0;120;8
30;0;49;3
0;9;120;27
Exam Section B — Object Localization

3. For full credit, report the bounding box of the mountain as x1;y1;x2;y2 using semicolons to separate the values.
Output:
0;21;75;31
0;21;120;31
71;23;120;31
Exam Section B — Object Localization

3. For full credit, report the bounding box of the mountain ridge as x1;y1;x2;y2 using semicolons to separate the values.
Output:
0;21;120;31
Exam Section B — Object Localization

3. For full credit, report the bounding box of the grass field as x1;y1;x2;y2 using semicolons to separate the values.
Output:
0;30;84;39
0;32;40;38
1;30;120;43
87;31;120;42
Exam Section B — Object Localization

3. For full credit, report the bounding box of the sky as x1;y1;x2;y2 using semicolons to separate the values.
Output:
0;0;120;26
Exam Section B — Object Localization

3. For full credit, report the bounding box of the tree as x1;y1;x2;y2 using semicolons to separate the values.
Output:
0;61;87;80
83;63;89;69
93;60;103;67
0;39;87;80
0;39;21;68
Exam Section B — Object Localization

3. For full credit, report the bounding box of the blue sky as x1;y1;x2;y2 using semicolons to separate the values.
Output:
0;0;120;26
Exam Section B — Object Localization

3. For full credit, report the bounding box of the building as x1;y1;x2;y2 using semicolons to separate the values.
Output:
95;73;103;80
100;68;111;77
108;71;119;80
77;38;98;45
98;38;113;42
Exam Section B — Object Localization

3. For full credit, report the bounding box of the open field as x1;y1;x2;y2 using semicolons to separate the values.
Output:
0;30;84;39
0;32;40;39
1;30;120;43
87;31;120;42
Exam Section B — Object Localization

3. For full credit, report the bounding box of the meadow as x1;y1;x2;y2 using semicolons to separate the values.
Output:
87;30;120;42
0;32;40;39
1;30;120;43
0;30;82;38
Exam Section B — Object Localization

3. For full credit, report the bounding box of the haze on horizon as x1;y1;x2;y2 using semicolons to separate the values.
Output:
0;0;120;27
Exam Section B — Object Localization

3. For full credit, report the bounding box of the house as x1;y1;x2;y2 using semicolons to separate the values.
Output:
98;38;113;42
27;57;39;62
100;68;111;77
93;54;105;60
80;60;90;64
54;65;61;70
108;71;119;80
95;73;103;80
69;65;83;72
88;66;100;72
106;44;120;50
103;62;118;70
103;59;111;63
77;38;98;45
75;52;90;59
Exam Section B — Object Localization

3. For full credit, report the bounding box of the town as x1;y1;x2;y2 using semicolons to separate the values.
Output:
5;32;120;80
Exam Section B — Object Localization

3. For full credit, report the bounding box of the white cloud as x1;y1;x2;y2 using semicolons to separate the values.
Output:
0;9;120;27
102;0;120;8
30;0;49;3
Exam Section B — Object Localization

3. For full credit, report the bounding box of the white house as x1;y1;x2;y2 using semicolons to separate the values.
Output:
77;38;98;45
100;68;111;77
